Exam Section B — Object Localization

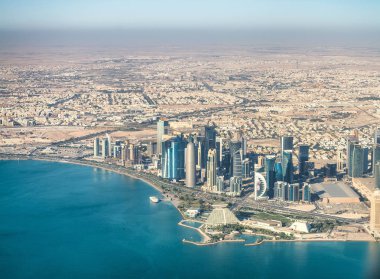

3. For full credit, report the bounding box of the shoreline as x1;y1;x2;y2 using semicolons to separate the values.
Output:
0;155;187;217
1;155;378;245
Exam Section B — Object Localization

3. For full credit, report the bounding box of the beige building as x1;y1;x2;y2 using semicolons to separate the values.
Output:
370;190;380;234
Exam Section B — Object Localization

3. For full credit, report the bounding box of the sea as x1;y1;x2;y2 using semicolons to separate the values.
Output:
1;160;379;279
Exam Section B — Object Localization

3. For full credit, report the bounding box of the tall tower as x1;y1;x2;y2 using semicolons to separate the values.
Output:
370;189;380;234
282;150;294;183
375;162;380;190
206;149;217;190
373;144;380;174
336;149;345;172
93;138;100;157
200;125;216;168
298;144;309;175
157;119;169;155
101;137;108;158
265;155;276;198
185;140;196;188
352;144;364;178
347;136;359;177
375;128;380;145
106;133;112;158
280;136;293;157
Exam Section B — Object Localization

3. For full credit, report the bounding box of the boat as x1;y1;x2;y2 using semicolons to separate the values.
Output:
149;196;160;203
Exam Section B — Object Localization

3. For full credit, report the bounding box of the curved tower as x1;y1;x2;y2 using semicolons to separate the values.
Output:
186;141;196;187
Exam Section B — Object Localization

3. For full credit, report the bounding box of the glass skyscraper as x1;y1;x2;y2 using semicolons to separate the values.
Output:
282;150;293;183
265;155;276;198
157;119;169;155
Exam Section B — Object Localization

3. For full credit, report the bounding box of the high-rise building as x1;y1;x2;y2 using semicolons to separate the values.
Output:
232;149;243;178
375;162;380;189
274;181;289;201
242;136;247;157
370;189;380;234
206;149;217;190
282;150;293;183
229;176;242;195
302;183;311;202
325;163;337;178
169;136;186;180
254;172;267;200
298;144;309;175
275;161;283;182
101;137;109;158
93;138;100;157
242;158;251;178
185;140;196;188
336;149;345;172
216;137;224;167
375;128;380;145
161;140;171;178
373;144;380;173
106;133;112;158
157;119;169;155
347;137;359;177
216;176;224;192
288;184;300;202
265;155;276;198
200;125;216;168
363;147;369;174
256;155;265;169
280;136;293;160
352;144;364;178
197;141;203;170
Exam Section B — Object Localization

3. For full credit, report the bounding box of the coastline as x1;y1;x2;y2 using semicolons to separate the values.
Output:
1;155;377;246
0;155;186;217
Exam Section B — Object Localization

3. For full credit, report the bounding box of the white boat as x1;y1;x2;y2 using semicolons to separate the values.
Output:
149;196;160;203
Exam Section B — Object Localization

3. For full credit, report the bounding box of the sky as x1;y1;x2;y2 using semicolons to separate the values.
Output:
0;0;379;31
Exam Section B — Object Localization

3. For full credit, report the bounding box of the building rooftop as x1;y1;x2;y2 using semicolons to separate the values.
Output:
206;206;239;226
311;181;360;199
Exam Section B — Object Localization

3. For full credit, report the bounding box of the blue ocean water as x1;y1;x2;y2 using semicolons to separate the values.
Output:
0;160;379;279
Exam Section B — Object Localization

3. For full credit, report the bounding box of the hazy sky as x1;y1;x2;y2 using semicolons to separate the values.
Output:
0;0;379;30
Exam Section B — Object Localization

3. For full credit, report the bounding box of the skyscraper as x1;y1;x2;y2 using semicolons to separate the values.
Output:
161;136;186;180
216;176;224;192
197;141;203;169
232;149;243;178
265;155;276;198
298;144;309;175
370;189;380;234
157;119;169;155
229;176;242;195
362;147;369;174
106;133;112;158
302;183;311;202
206;149;217;191
375;162;380;190
93;138;100;157
170;136;186;180
375;128;380;145
185;140;196;188
280;136;293;159
282;150;293;183
352;144;364;178
101;137;109;158
347;136;359;177
336;149;345;172
200;125;216;168
288;184;300;202
373;144;380;173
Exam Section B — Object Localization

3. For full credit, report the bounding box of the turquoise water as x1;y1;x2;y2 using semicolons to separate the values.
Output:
1;160;380;279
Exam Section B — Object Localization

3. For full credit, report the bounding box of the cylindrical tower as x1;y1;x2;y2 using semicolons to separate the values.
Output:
186;141;196;187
